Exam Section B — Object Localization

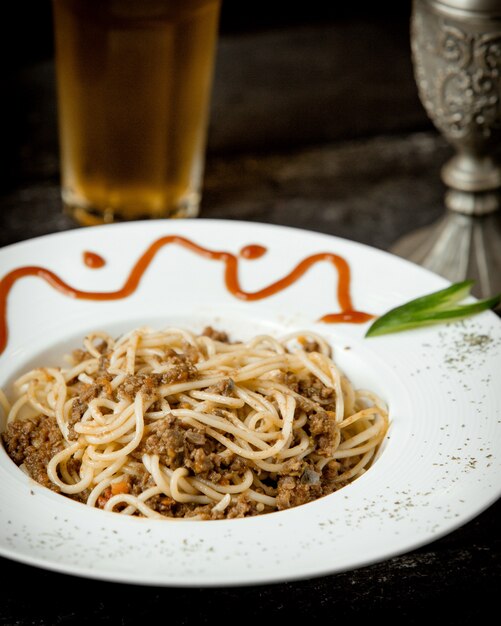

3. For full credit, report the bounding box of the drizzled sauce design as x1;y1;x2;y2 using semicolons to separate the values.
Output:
0;235;373;355
239;244;267;260
83;251;106;269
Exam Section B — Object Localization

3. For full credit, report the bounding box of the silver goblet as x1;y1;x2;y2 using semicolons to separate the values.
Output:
392;0;501;298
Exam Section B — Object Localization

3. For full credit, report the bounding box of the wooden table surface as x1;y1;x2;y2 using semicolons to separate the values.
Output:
0;17;499;625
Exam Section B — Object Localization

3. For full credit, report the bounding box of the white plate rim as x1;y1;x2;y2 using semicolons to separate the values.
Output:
0;218;500;586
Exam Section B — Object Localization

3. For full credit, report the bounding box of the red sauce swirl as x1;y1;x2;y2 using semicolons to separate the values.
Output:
83;251;106;269
240;244;267;259
0;235;373;355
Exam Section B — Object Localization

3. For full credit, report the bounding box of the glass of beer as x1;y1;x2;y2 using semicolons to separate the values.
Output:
52;0;221;225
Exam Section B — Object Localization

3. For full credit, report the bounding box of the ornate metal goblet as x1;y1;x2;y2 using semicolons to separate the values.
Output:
392;0;501;298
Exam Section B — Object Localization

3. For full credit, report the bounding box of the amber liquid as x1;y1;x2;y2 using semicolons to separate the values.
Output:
53;0;221;224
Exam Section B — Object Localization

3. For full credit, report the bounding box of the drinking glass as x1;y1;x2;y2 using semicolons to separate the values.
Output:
52;0;221;225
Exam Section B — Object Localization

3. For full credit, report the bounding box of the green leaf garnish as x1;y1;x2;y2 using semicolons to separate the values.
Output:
366;281;501;337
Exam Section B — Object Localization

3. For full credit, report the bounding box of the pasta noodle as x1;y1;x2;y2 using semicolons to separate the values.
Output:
1;326;388;520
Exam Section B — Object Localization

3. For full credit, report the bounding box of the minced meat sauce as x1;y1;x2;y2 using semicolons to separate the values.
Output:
2;328;347;519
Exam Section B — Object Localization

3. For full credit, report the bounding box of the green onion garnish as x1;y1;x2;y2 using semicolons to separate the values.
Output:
365;280;501;338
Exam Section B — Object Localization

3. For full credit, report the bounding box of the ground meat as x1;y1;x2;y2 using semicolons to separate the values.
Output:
185;429;206;445
135;415;253;491
2;416;64;491
300;339;321;353
191;447;214;474
308;411;339;456
202;326;230;343
322;459;342;481
180;342;201;364
224;494;259;519
278;457;305;477
297;375;336;409
137;416;186;464
206;378;235;396
227;455;248;473
161;350;198;383
97;486;113;509
145;494;178;515
277;372;336;413
117;353;197;403
275;475;325;509
276;370;299;390
97;354;111;374
129;467;155;496
117;374;162;403
80;375;113;402
68;401;85;441
146;493;265;520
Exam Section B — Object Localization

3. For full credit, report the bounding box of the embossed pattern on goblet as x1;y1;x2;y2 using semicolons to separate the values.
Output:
392;0;501;298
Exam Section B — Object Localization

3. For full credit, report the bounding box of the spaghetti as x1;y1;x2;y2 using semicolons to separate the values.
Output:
1;327;388;520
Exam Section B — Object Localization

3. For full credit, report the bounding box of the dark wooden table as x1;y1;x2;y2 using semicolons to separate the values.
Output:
1;18;499;625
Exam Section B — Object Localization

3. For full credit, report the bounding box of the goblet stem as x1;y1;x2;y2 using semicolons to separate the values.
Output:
391;210;501;298
391;0;501;298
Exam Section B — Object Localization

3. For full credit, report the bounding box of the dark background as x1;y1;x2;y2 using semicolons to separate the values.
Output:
1;2;500;625
1;0;440;248
1;1;424;195
4;2;414;63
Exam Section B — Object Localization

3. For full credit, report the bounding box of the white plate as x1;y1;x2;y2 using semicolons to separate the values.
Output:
0;219;500;586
